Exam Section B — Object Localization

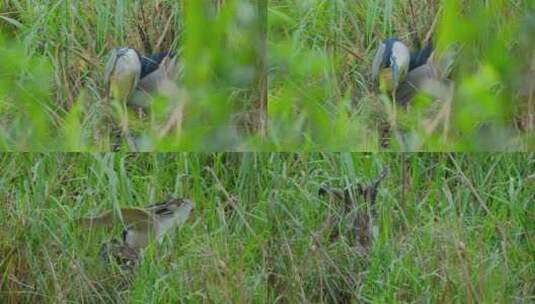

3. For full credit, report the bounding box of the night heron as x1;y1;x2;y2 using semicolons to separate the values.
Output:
397;46;455;105
371;38;453;105
104;47;178;110
104;47;142;103
104;47;179;149
371;38;412;93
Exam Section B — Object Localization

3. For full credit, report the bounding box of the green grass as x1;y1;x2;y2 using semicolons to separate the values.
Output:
0;1;266;151
1;1;533;303
2;0;534;151
1;153;533;302
268;0;535;151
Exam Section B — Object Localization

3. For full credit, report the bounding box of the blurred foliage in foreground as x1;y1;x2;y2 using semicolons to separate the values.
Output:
268;0;535;151
0;0;266;151
1;0;534;151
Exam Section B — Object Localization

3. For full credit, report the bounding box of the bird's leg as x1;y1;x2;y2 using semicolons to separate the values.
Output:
392;89;397;113
124;132;138;151
137;107;145;120
390;61;400;121
118;101;139;151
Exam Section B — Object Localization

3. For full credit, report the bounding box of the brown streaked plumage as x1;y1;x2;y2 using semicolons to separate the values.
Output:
317;168;388;253
78;197;194;250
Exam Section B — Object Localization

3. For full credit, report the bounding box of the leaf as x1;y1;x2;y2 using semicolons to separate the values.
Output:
0;16;23;29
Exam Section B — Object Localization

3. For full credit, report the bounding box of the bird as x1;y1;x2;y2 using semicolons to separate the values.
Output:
316;168;388;253
396;44;455;106
78;197;194;251
130;51;180;112
104;47;179;112
99;239;140;270
371;37;454;105
104;47;142;103
103;48;180;150
371;38;412;94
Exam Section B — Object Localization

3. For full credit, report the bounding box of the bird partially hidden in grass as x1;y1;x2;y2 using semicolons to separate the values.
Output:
104;47;180;149
316;168;388;254
371;37;455;105
372;38;412;94
78;198;194;268
104;47;179;110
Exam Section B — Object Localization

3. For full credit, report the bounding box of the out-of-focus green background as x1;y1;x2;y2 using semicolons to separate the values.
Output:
0;0;266;151
1;0;533;151
268;0;534;151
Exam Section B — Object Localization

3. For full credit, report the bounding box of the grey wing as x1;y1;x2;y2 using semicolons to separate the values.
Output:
397;64;454;105
163;55;179;77
406;64;437;87
396;64;434;105
371;42;386;80
138;66;163;92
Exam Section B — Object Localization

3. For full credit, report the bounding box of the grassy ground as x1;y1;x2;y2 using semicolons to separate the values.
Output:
1;153;533;302
0;1;266;151
268;0;535;151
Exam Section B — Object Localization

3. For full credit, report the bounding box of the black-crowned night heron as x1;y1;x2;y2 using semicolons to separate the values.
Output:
372;38;453;105
396;47;455;105
104;47;178;110
104;47;142;103
104;47;180;150
371;38;412;93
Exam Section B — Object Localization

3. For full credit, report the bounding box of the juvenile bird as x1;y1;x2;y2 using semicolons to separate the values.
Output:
317;168;388;253
78;198;194;251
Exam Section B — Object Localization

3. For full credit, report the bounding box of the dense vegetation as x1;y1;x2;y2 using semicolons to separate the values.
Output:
1;1;534;151
0;1;266;151
268;0;534;150
1;153;533;302
1;1;533;301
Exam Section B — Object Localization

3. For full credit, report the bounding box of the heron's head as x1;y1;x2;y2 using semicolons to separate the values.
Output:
371;38;410;93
